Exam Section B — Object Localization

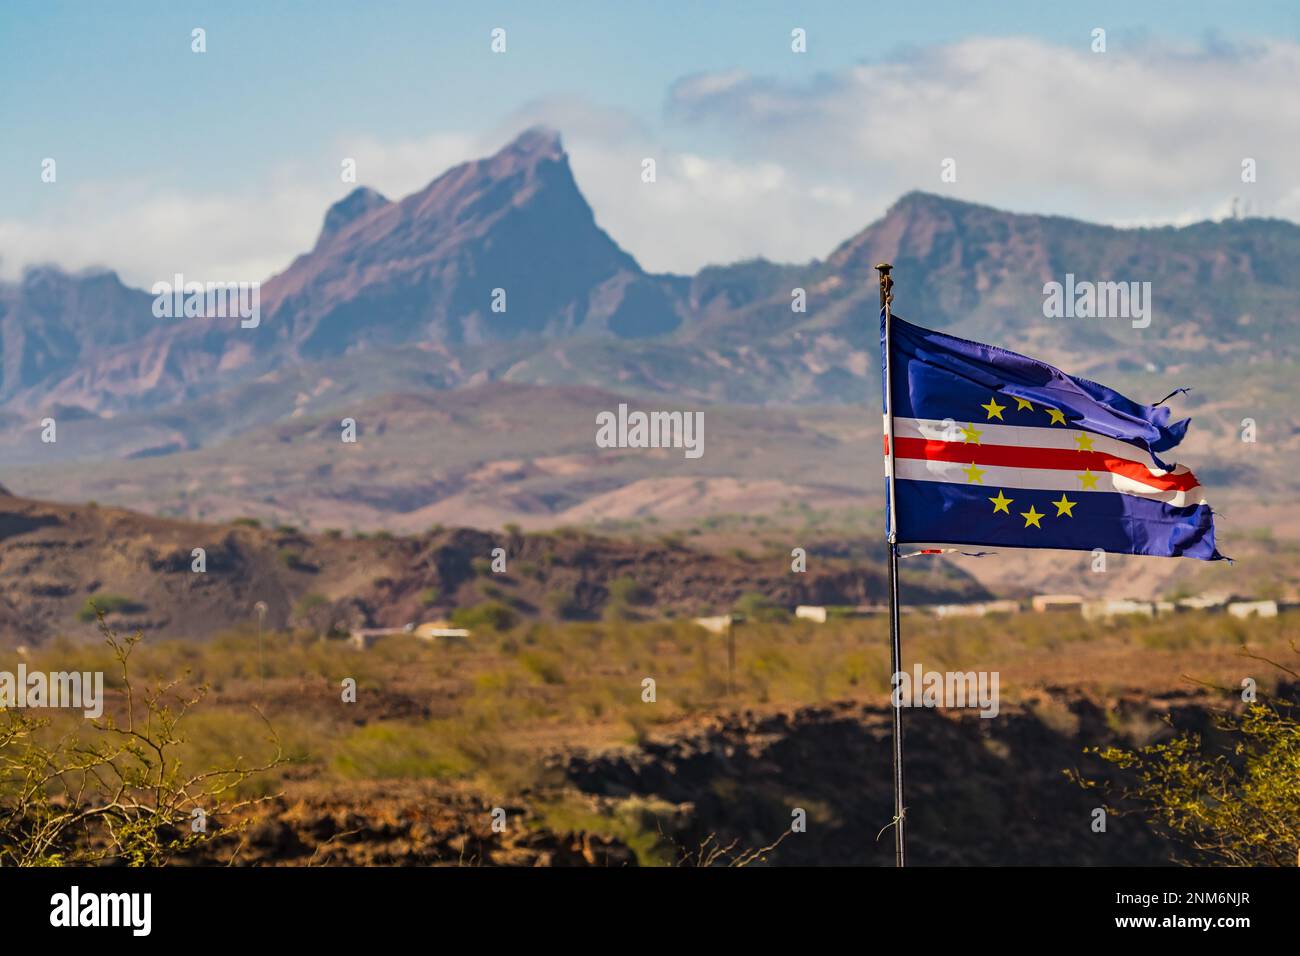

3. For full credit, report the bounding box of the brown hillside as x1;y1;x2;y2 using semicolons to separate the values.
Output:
0;491;984;644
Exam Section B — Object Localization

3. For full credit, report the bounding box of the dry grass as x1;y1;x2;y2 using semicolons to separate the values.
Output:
15;611;1296;799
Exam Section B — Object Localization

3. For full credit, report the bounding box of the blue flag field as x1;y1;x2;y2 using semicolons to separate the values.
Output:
881;312;1224;561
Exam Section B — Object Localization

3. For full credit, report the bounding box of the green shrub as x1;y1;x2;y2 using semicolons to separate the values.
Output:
608;576;652;606
519;650;566;685
450;601;518;632
0;618;283;865
733;592;789;623
333;722;469;780
1075;647;1300;866
603;599;636;622
278;549;312;572
76;594;145;622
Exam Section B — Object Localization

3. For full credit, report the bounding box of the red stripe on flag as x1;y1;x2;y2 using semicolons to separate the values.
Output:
892;437;1199;492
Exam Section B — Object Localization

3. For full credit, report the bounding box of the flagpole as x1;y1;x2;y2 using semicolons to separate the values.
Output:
877;261;907;867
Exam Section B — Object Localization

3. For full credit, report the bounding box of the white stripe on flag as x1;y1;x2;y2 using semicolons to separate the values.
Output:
893;458;1206;506
887;415;1204;500
893;416;1175;473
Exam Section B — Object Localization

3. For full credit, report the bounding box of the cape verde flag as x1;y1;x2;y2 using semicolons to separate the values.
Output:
881;311;1224;561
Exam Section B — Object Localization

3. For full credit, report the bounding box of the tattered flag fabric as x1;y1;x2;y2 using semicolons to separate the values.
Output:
881;311;1224;561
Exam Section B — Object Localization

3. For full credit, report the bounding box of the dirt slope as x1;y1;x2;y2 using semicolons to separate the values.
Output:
0;491;983;644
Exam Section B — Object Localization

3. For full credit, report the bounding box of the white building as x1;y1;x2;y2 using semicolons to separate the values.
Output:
1031;594;1083;613
982;600;1021;615
413;621;471;640
932;604;988;618
1082;599;1155;620
1176;593;1232;610
1227;600;1278;619
693;615;734;635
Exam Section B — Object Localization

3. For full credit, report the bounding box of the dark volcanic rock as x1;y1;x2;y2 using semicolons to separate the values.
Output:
557;697;1207;866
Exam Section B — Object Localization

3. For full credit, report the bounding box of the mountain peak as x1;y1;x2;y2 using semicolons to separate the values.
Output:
476;126;567;183
884;190;977;219
316;186;391;248
315;186;390;248
254;123;679;359
824;191;1008;273
18;264;123;289
499;125;564;162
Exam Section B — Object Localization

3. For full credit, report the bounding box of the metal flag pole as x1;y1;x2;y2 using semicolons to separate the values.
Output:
877;262;906;867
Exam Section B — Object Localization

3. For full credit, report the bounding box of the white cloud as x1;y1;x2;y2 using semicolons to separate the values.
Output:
0;136;491;288
3;36;1298;286
564;138;860;272
0;169;332;287
666;36;1300;234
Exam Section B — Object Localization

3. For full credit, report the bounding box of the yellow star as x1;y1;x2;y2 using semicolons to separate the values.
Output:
963;461;986;484
980;397;1006;421
1074;432;1096;451
1020;505;1044;529
1077;469;1099;490
1014;397;1034;411
1051;494;1077;517
1045;407;1067;426
988;489;1013;513
960;423;983;444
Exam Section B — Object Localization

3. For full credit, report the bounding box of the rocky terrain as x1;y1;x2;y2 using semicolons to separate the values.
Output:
193;690;1230;866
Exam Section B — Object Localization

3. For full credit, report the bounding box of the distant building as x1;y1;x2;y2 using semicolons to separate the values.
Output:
413;620;471;640
811;605;893;617
692;615;735;635
931;600;1023;618
348;621;471;648
932;603;987;618
1083;599;1155;621
1031;594;1083;613
1176;592;1233;611
1227;600;1278;619
982;600;1021;615
347;627;405;649
795;605;828;623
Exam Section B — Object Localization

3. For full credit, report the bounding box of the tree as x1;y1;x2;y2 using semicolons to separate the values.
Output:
451;601;518;632
733;592;789;623
0;616;283;865
1074;646;1299;866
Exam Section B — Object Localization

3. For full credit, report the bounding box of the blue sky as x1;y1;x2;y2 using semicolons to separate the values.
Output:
3;1;1299;282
